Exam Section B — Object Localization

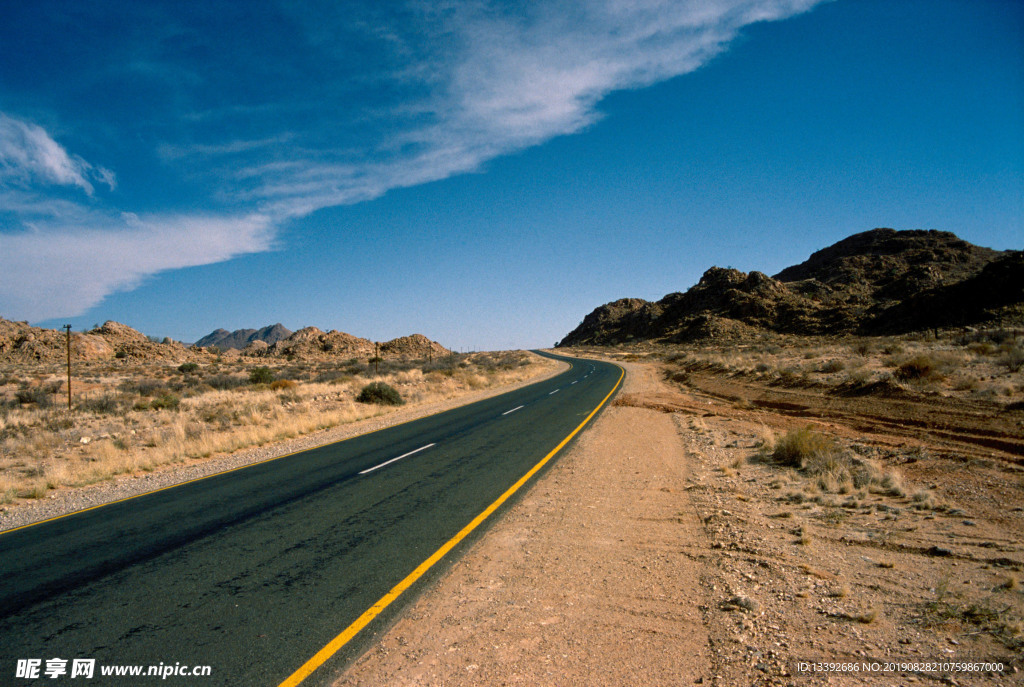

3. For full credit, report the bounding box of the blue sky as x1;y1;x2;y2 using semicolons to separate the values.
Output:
0;0;1021;350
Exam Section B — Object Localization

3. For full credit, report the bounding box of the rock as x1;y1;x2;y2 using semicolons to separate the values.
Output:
722;595;759;613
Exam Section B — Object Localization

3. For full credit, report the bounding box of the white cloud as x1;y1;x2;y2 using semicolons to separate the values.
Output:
0;115;273;322
0;1;827;322
0;114;115;195
0;212;275;321
249;0;827;218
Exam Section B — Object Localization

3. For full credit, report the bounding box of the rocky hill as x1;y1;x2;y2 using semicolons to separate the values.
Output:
380;334;451;360
0;320;192;363
558;228;1022;346
0;318;450;364
194;324;292;350
246;328;451;361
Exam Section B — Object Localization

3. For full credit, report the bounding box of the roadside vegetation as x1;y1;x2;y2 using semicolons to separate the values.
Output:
580;327;1024;407
0;350;552;503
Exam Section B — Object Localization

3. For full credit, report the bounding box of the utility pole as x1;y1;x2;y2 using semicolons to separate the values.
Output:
63;324;72;410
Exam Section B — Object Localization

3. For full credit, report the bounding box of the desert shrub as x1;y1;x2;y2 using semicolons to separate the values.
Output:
120;378;165;396
78;394;126;414
135;392;180;411
356;382;404;406
767;427;838;468
422;360;456;376
249;367;275;385
15;385;55;407
853;341;873;356
775;368;803;386
763;428;895;495
44;411;74;431
968;342;995;356
177;362;199;374
150;392;181;410
206;374;247;390
1001;346;1024;373
315;370;349;383
819;359;845;373
894;354;942;381
276;366;310;382
668;370;689;384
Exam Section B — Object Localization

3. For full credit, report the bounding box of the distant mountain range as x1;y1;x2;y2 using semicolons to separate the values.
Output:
194;324;292;350
558;228;1024;346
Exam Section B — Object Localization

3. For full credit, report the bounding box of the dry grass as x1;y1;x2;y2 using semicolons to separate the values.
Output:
0;351;555;501
759;426;905;498
656;329;1024;405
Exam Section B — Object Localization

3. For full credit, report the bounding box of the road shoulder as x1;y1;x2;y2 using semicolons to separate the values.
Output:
335;361;714;685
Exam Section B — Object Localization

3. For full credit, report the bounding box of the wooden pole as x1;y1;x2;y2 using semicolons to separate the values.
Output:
64;324;72;410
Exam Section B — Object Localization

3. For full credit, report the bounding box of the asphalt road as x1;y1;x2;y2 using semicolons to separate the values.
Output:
0;352;622;686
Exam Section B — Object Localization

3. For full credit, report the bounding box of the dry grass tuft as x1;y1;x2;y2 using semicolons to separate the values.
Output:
761;427;905;499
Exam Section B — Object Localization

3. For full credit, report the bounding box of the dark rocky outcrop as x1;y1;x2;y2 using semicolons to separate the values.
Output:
558;229;1021;346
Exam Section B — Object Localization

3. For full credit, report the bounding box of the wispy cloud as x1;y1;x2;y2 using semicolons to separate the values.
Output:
0;212;274;321
0;114;115;195
0;111;274;321
242;0;826;218
1;0;826;322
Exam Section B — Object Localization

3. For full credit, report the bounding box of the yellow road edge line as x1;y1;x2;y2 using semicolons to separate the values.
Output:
0;356;574;538
277;361;624;687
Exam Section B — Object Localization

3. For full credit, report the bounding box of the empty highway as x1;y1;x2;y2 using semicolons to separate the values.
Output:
0;352;622;686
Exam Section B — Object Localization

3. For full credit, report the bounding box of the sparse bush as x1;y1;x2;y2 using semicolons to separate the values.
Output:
15;385;55;407
78;394;126;414
249;367;275;385
819;359;845;374
1001;346;1024;373
206;374;247;390
895;355;938;380
120;378;165;396
178;362;199;374
968;342;995;356
853;341;873;356
767;427;838;468
764;428;905;497
150;392;180;411
356;382;404;406
135;392;180;411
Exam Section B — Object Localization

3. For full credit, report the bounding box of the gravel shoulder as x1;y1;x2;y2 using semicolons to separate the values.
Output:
334;354;1023;686
0;356;567;533
335;361;714;686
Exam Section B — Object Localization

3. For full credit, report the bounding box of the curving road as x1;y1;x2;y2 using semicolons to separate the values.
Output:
0;352;622;686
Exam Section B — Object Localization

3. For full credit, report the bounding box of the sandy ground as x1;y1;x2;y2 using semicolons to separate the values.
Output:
334;357;1022;686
